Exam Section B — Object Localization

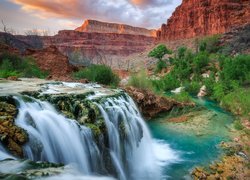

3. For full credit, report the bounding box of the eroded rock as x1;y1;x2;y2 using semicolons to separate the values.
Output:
0;101;28;157
124;87;195;119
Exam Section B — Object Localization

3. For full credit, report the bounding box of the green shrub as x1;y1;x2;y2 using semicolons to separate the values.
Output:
172;91;192;103
148;44;172;60
152;73;180;92
155;60;167;74
128;70;153;90
73;64;120;86
0;53;47;78
212;82;226;101
220;54;250;85
21;57;48;78
193;51;210;73
203;73;216;96
198;35;221;53
234;120;244;130
185;81;201;95
221;88;250;116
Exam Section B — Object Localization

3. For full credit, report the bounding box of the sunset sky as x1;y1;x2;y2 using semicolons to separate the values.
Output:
0;0;182;35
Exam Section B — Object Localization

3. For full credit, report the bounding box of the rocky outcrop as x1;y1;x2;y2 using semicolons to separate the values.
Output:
157;0;250;41
0;99;28;157
76;19;157;37
24;46;74;80
14;30;155;69
124;87;195;119
220;24;250;54
44;31;155;69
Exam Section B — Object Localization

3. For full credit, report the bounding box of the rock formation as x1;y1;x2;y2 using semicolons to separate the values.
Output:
0;99;27;157
157;0;250;41
76;19;157;37
24;46;74;80
124;87;195;119
13;29;156;69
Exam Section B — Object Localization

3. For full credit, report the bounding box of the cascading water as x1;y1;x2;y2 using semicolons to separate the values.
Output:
96;95;161;180
14;97;103;174
6;90;179;179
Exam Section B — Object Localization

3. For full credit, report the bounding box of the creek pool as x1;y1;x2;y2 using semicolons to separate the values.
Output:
148;97;234;179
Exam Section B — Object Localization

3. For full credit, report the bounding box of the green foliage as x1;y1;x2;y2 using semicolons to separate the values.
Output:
198;35;221;53
148;44;172;60
155;60;167;73
0;53;48;78
233;120;244;130
73;64;120;86
220;54;250;85
128;70;153;90
171;91;192;103
212;82;226;101
152;73;180;92
193;51;210;74
203;73;216;96
185;81;201;95
221;88;250;116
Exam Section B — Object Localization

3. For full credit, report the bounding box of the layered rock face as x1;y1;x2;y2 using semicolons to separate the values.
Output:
76;19;157;37
157;0;250;41
14;26;156;69
39;30;155;69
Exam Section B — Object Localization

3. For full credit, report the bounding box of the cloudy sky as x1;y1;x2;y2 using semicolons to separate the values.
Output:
0;0;182;35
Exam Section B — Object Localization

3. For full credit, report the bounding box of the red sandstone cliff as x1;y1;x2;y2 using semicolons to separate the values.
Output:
16;30;155;69
24;46;74;80
157;0;250;41
76;19;157;37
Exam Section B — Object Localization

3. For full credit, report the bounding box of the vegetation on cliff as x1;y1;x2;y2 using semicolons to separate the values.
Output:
73;64;120;87
0;52;48;78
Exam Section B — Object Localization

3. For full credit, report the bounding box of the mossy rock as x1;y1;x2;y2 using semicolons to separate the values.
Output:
0;99;28;157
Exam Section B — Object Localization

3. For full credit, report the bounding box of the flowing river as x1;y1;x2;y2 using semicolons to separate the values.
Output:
0;81;234;179
148;97;234;179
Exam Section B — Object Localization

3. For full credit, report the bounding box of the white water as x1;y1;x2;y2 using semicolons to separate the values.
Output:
96;95;177;180
0;142;15;161
4;93;181;179
14;97;102;174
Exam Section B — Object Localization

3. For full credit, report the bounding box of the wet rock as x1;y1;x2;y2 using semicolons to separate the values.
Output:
7;76;21;81
124;87;195;119
0;101;28;157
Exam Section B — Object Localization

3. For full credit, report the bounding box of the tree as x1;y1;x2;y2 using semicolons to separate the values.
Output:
25;29;43;49
148;44;172;60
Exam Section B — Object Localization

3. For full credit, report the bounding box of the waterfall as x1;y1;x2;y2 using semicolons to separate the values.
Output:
14;97;103;174
10;93;172;179
96;94;161;180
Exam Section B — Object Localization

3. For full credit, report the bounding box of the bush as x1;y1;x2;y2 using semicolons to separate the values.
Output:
0;53;48;78
148;44;172;60
212;82;226;101
220;54;250;85
155;60;167;74
73;64;120;86
152;73;180;91
128;70;153;90
193;51;210;73
172;91;192;103
221;88;250;117
185;81;201;95
198;35;221;53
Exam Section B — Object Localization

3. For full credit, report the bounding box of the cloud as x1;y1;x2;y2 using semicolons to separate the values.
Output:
9;0;182;29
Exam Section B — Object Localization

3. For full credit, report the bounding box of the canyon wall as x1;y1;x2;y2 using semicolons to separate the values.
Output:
15;30;156;69
76;19;157;37
157;0;250;41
